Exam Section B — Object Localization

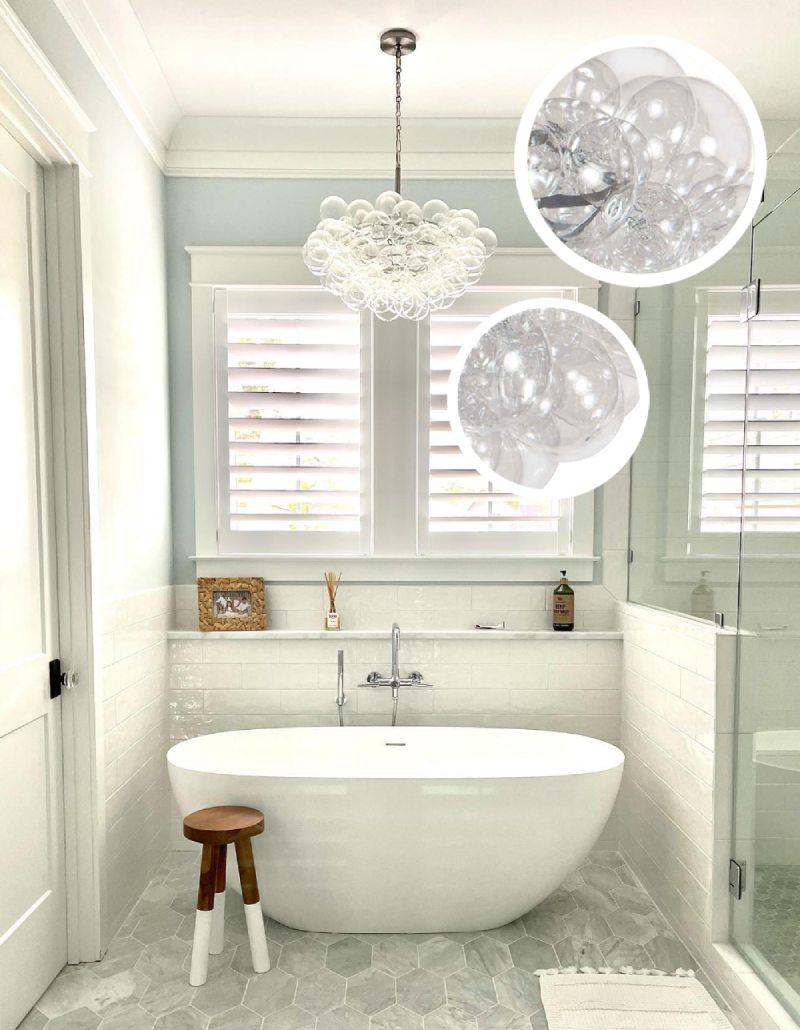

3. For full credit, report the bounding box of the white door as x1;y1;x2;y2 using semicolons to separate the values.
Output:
0;128;68;1029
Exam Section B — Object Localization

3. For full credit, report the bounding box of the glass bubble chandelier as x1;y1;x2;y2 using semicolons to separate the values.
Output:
514;38;766;286
303;29;497;321
448;299;649;500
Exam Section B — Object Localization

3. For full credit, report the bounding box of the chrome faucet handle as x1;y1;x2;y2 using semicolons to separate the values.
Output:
404;672;433;687
365;671;383;685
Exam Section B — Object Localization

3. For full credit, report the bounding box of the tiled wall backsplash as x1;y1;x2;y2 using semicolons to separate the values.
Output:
100;585;173;940
174;581;619;632
168;630;622;742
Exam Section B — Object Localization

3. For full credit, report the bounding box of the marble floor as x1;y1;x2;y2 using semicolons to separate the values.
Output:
22;849;694;1030
754;864;800;994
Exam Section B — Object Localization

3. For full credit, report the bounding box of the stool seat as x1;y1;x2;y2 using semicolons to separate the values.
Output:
183;805;264;845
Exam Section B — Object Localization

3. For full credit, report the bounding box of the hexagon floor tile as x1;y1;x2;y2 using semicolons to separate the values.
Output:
22;849;696;1029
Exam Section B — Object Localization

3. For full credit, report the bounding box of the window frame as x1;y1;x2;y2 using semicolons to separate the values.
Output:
189;245;601;582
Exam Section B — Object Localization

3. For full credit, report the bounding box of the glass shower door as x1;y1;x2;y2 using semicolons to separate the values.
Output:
730;177;800;1017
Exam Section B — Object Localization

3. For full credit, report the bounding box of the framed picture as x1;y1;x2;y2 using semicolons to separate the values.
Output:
198;577;266;632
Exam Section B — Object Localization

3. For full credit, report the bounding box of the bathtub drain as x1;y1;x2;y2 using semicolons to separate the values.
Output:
385;742;406;746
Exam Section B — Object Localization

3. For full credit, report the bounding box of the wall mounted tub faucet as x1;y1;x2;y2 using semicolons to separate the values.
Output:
359;623;432;726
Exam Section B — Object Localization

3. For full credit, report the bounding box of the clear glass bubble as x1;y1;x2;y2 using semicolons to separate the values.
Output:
664;151;725;198
475;227;498;254
553;58;620;113
598;183;693;271
320;196;347;220
620;78;697;173
678;77;753;175
536;98;597;140
375;191;401;213
568;117;637;194
598;47;685;85
689;183;751;231
528;126;563;197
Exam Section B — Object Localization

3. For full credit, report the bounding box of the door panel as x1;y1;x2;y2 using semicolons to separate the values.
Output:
0;128;67;1029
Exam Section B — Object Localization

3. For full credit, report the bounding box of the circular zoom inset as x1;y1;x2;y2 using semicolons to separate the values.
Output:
448;299;649;500
514;36;767;286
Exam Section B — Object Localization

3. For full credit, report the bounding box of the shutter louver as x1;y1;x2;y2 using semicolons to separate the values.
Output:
226;310;362;535
701;289;800;532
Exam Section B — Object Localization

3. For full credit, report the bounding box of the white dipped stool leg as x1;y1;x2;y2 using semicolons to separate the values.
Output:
189;909;213;986
245;902;270;972
236;838;270;973
189;843;218;987
210;845;226;955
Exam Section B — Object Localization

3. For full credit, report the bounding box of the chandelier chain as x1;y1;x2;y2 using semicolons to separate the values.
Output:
394;44;402;194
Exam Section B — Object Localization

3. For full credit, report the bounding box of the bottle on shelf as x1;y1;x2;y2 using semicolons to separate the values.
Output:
691;569;715;621
553;570;574;632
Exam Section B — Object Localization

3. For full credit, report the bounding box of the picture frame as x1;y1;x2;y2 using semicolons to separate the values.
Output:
197;577;266;631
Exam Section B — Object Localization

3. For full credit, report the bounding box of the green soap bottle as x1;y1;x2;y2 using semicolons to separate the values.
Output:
553;569;574;632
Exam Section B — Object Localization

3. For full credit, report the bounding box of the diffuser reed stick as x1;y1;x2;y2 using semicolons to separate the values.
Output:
324;571;342;630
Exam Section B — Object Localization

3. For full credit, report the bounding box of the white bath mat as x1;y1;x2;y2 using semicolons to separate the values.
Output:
538;971;734;1030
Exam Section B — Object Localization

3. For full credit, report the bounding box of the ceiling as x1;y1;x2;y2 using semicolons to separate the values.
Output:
125;0;800;121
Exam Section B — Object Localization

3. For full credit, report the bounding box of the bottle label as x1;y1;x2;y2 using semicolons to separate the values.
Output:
553;595;574;624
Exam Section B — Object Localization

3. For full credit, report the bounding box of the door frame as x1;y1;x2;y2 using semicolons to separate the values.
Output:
0;0;104;963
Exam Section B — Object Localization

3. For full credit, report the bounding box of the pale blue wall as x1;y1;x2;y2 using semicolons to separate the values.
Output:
165;177;547;582
11;0;172;598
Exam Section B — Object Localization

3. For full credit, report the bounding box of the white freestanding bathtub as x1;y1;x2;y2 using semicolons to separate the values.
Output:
168;726;623;932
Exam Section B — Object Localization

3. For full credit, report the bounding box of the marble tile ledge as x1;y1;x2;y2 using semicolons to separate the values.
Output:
168;629;622;641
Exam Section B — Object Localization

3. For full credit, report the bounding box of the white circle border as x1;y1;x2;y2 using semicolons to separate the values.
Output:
447;298;650;501
513;34;768;288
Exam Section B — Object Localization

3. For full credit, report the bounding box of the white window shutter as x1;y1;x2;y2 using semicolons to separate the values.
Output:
701;288;800;532
217;289;368;554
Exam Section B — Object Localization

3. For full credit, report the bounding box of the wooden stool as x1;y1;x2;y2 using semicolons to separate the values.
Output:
183;805;270;986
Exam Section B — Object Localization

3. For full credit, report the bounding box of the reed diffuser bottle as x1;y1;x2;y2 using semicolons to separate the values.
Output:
553;570;574;632
324;571;342;630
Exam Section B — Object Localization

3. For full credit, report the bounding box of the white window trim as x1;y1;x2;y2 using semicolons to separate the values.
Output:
188;245;600;582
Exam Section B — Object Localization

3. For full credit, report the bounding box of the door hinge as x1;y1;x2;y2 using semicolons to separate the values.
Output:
633;299;641;317
714;611;726;629
729;858;746;899
49;658;62;699
628;548;635;564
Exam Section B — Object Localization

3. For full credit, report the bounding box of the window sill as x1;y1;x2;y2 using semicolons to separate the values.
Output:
188;554;600;583
168;628;622;641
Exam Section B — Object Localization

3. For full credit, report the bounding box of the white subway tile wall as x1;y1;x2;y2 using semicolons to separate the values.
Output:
101;585;173;940
167;626;623;742
616;603;748;1008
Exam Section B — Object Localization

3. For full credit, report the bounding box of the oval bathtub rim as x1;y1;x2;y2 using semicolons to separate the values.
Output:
166;725;625;781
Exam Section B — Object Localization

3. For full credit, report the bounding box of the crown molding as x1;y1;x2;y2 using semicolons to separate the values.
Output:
0;0;94;167
165;115;517;179
52;0;180;169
